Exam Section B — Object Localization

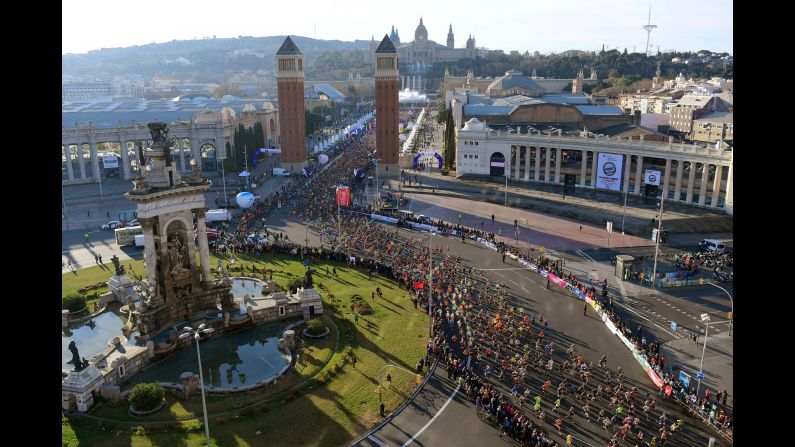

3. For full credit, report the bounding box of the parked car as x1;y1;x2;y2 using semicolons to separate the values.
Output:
101;220;122;230
129;219;139;227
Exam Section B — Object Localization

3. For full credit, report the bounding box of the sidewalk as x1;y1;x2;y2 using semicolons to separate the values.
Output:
660;332;733;409
395;170;732;236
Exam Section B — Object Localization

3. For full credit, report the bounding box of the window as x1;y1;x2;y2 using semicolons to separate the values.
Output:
279;305;285;316
118;364;126;378
475;142;479;145
475;155;478;159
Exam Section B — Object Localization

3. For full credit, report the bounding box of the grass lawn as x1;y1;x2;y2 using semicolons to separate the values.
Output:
63;253;429;447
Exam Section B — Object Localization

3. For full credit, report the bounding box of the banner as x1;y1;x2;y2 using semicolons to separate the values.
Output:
644;169;661;185
370;214;399;224
595;153;624;191
102;155;119;168
413;281;424;289
336;186;351;207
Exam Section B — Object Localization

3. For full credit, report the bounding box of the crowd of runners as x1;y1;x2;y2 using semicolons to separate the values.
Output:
210;119;732;445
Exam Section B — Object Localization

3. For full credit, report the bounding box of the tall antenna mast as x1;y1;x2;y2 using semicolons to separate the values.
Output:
642;1;657;56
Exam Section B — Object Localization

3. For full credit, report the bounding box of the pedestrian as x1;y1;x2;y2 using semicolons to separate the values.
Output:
67;260;73;271
84;233;89;243
354;313;359;324
98;254;103;264
579;225;582;231
546;277;550;289
87;210;91;217
106;211;110;218
584;303;588;316
351;354;357;368
94;254;99;265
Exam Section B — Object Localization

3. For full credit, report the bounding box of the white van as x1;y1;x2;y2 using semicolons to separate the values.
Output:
698;239;726;253
272;167;290;177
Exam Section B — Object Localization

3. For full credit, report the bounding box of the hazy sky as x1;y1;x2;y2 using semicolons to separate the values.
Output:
62;0;732;55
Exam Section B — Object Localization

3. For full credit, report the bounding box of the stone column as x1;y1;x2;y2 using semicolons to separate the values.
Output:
504;149;511;178
89;139;100;179
77;143;86;179
579;150;587;186
534;147;541;181
711;165;723;208
591;151;599;187
195;208;212;285
139;218;158;285
662;158;672;198
119;138;131;179
554;148;562;183
191;137;201;166
179;139;186;172
622;155;632;193
633;155;644;195
686;161;697;203
514;148;520;179
544;148;551;182
523;148;530;181
698;164;709;206
673;159;684;201
64;145;74;180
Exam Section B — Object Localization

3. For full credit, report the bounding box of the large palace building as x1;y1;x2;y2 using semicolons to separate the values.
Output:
393;18;480;64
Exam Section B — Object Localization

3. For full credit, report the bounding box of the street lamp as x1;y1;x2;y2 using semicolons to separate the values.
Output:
427;232;435;338
620;187;629;244
650;194;665;287
504;172;509;206
707;282;733;335
179;323;215;447
695;313;710;397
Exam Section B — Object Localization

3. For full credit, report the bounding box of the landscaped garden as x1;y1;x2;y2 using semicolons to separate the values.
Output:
63;252;429;446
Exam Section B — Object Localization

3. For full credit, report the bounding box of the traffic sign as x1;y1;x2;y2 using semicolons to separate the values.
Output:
670;322;677;331
696;372;704;379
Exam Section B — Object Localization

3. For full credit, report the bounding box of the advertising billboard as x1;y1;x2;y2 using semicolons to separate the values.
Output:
595;153;624;191
102;155;119;169
644;169;661;185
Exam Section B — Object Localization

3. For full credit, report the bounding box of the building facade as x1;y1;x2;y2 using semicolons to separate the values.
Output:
455;118;733;214
374;35;400;176
395;18;479;64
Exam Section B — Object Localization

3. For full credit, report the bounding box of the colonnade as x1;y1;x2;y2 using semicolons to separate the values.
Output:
501;145;732;209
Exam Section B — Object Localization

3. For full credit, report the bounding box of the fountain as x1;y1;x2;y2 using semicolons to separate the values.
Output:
62;122;324;412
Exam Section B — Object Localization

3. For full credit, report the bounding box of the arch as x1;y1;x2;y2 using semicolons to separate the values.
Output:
200;142;217;172
489;152;506;176
161;215;192;234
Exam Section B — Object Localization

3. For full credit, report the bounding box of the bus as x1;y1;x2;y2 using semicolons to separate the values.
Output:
115;226;143;246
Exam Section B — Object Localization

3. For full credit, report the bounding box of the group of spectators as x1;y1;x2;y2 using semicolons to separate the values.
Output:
203;115;732;444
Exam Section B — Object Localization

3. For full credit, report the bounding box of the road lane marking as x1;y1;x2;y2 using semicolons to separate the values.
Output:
401;383;460;447
368;435;389;447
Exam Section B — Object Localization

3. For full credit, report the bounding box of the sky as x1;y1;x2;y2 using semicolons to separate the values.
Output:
62;0;732;55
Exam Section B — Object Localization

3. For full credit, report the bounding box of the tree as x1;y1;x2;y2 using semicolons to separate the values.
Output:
62;293;87;312
436;101;450;125
443;110;456;169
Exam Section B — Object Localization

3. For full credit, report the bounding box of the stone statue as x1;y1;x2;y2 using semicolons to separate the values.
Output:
304;267;314;289
111;254;123;276
68;340;89;372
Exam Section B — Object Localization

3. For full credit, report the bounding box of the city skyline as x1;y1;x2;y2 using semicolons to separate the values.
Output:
62;0;732;55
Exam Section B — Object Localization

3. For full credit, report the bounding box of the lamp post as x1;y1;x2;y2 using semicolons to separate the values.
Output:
650;194;665;287
707;282;733;335
695;313;710;397
219;153;228;208
504;173;509;206
428;231;434;339
179;324;215;447
620;187;628;244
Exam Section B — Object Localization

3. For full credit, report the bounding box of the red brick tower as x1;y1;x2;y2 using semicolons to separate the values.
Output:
276;36;307;173
374;35;400;177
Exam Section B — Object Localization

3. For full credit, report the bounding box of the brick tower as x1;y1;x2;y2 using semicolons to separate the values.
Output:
374;35;399;177
276;36;307;173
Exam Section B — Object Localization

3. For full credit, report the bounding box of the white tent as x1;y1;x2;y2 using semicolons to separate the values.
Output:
239;170;250;177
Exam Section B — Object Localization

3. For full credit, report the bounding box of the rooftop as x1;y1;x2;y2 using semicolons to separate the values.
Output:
276;36;302;55
375;35;397;53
